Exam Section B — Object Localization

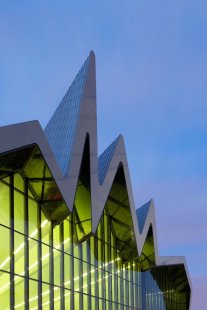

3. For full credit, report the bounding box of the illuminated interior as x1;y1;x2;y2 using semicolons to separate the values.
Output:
0;144;190;309
0;51;191;309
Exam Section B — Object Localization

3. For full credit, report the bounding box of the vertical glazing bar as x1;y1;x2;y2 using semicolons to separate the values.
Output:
114;243;118;310
10;173;14;309
79;243;83;309
125;263;129;307
100;216;104;310
141;272;146;310
139;264;142;309
120;261;124;310
87;239;91;310
94;235;99;309
130;262;134;310
49;222;54;310
60;222;65;310
37;203;42;309
70;219;74;309
105;215;112;309
134;262;138;309
102;216;106;310
107;216;112;309
117;251;121;308
24;178;29;309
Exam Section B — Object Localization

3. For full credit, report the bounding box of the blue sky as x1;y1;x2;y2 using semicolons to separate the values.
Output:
1;1;207;308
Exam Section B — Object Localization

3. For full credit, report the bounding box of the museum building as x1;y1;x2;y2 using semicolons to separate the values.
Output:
0;52;191;309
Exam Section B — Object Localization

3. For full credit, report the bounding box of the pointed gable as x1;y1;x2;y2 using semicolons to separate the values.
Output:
44;54;91;176
98;135;121;184
136;200;152;233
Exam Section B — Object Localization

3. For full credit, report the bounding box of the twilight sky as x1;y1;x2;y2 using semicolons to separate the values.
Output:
0;1;207;308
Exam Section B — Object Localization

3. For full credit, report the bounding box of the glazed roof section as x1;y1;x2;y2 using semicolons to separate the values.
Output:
44;56;90;176
136;201;151;233
98;136;120;184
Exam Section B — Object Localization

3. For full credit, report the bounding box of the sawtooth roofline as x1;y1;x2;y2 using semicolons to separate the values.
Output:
0;51;191;291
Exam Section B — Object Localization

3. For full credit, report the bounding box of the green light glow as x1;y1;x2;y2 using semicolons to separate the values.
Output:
0;165;190;309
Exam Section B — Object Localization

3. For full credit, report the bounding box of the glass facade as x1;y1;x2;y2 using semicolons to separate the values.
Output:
0;51;191;309
0;172;141;309
0;168;190;309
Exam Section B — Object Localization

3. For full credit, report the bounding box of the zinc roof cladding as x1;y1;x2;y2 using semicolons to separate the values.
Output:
44;56;90;176
136;201;151;233
98;136;120;184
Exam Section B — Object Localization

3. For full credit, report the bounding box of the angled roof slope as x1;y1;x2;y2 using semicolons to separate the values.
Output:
136;200;152;233
0;51;191;301
44;56;90;176
98;135;121;184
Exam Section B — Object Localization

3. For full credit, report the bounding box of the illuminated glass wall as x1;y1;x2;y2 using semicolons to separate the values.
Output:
0;173;143;310
0;172;189;309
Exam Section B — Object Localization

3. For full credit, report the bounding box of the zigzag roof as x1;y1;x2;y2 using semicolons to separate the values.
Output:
0;51;191;297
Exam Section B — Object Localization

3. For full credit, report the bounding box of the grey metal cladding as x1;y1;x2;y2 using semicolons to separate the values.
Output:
0;51;191;293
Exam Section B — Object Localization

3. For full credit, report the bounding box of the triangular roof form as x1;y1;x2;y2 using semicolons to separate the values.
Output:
136;200;152;233
45;56;90;176
98;136;120;184
0;51;191;300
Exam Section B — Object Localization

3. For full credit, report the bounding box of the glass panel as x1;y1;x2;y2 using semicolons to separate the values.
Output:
54;248;60;286
74;257;79;291
29;279;38;309
99;298;103;310
64;290;70;309
83;294;88;310
91;296;96;310
73;244;79;258
0;271;10;309
14;232;24;276
14;275;24;309
82;262;88;294
91;262;95;296
14;191;24;234
99;268;103;299
41;212;50;244
90;237;95;265
63;219;71;253
29;238;38;280
0;225;10;271
0;180;10;227
14;173;24;192
42;244;49;283
42;283;50;309
54;286;60;310
53;225;60;249
82;242;87;262
28;199;38;239
64;254;70;289
74;291;79;309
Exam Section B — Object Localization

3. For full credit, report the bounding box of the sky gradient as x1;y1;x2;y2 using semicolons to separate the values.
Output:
1;1;207;308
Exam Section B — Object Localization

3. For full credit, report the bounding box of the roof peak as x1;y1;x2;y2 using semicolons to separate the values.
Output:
44;52;95;176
